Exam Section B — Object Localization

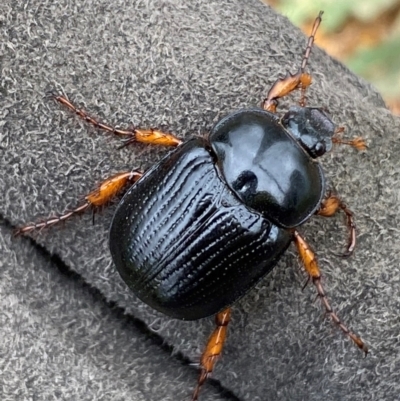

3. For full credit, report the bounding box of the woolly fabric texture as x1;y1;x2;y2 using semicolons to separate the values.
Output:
1;1;399;401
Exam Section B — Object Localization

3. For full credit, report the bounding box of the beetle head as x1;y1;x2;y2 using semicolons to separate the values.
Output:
281;106;335;158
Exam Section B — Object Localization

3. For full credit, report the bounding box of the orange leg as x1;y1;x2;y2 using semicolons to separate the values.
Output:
262;11;323;112
333;126;367;151
191;308;231;401
52;94;182;147
14;171;142;235
318;193;357;257
293;230;368;354
262;71;312;113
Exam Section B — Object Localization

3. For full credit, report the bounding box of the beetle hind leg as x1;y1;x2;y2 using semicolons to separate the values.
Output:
191;308;231;401
293;230;368;354
14;170;142;235
52;93;182;148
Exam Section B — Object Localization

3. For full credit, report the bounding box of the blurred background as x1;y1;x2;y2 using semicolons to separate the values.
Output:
264;0;400;114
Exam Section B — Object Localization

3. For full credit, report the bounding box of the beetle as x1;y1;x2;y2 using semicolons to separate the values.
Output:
16;12;367;401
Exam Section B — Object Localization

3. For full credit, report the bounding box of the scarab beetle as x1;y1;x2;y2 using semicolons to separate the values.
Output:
16;12;368;401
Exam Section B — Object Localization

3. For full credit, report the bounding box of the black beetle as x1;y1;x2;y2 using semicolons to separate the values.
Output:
110;106;328;320
16;11;367;401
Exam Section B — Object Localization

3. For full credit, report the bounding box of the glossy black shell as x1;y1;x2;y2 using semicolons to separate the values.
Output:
109;138;292;320
209;109;325;228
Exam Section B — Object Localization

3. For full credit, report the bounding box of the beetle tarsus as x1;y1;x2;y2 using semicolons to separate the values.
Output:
300;11;323;73
14;203;90;236
191;370;208;401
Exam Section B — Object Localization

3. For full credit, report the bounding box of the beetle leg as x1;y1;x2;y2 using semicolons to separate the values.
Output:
262;71;312;112
293;230;368;354
52;94;182;147
14;171;142;235
191;308;231;401
332;126;367;151
317;193;356;257
262;11;323;112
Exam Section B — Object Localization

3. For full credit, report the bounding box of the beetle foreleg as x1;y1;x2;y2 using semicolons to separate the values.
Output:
293;230;368;354
15;171;142;235
52;94;182;147
262;71;312;113
332;126;367;151
191;308;231;401
317;193;356;257
262;11;323;112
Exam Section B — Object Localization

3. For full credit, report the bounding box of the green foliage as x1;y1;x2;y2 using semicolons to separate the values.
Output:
347;36;400;97
278;0;399;31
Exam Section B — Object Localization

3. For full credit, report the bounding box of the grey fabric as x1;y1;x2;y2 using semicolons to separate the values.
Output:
1;1;399;401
